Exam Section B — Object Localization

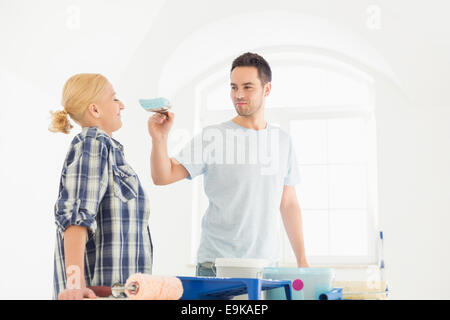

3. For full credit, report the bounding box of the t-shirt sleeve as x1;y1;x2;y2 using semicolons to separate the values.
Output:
173;132;206;180
284;136;301;186
54;137;109;236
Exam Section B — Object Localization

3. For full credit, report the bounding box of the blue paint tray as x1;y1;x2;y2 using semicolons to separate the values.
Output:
178;276;293;300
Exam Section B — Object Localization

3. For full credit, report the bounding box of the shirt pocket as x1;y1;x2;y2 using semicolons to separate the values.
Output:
112;164;139;202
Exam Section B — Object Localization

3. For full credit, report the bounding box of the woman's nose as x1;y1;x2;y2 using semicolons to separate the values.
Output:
120;101;125;109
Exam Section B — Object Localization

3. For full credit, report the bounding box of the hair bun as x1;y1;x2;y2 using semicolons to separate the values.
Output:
48;109;73;134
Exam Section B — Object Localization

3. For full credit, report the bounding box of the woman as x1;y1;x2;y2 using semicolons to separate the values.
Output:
49;74;153;300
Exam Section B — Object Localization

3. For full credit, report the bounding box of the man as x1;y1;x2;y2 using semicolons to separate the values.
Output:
148;52;309;276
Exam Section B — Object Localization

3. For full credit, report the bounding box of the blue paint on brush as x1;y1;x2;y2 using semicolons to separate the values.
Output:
139;98;171;112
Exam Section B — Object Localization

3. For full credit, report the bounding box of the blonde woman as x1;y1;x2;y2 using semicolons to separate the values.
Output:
50;74;153;300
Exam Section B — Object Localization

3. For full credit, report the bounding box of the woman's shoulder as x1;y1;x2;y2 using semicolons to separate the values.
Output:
63;127;113;166
69;127;113;149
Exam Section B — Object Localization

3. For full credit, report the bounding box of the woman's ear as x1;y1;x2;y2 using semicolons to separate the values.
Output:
87;103;101;119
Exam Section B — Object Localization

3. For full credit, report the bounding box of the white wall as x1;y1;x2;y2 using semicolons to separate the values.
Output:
0;0;449;299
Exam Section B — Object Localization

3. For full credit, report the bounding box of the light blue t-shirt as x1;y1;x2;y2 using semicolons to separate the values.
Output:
174;120;300;265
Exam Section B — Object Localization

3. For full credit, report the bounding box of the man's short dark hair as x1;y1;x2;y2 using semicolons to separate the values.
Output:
231;52;272;85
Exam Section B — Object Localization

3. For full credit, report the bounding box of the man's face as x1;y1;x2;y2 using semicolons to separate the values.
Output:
230;66;271;117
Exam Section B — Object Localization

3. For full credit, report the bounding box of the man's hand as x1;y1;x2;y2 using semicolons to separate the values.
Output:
58;288;97;300
147;112;174;140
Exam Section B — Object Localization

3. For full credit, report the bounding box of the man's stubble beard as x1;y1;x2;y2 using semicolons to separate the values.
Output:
234;100;263;117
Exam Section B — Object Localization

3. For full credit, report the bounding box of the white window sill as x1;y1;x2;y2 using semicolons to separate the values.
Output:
187;263;379;269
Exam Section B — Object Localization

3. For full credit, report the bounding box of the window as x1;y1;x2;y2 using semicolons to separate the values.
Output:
191;51;379;266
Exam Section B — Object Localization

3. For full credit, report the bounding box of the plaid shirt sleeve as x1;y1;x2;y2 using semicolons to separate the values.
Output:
54;135;109;236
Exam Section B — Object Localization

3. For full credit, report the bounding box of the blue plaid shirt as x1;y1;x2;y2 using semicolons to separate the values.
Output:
52;127;153;299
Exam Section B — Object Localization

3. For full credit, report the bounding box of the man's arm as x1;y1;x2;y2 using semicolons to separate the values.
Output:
280;185;310;267
151;138;189;185
148;112;189;185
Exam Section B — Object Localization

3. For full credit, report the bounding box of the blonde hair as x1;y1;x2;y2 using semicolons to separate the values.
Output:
49;73;109;134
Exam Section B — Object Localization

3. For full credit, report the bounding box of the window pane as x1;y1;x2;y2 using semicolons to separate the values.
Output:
296;165;328;209
329;164;367;209
328;118;368;163
330;209;368;256
290;119;327;164
302;210;329;256
282;210;329;262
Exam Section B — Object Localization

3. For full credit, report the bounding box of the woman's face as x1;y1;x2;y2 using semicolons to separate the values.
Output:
97;82;125;135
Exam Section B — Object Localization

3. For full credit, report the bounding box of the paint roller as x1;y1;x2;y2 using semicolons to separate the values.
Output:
87;273;183;300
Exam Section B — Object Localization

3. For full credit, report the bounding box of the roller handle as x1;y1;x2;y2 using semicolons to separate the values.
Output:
87;282;138;298
87;286;112;298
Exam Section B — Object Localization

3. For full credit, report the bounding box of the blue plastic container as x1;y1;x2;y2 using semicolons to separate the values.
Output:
263;267;334;300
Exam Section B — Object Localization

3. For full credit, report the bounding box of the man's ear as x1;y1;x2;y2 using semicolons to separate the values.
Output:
263;82;272;97
87;103;101;119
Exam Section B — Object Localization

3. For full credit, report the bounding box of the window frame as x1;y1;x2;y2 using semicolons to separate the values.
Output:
189;52;380;267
